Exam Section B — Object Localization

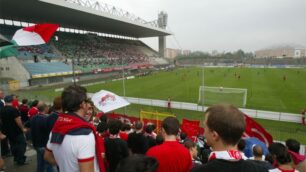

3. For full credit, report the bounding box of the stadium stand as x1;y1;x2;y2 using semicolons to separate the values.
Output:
22;62;72;75
0;24;169;86
1;24;163;70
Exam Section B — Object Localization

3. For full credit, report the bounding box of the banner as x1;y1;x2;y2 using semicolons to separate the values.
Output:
181;119;200;138
243;114;273;146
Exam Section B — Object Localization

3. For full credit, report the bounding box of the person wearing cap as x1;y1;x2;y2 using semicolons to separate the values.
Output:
0;95;28;165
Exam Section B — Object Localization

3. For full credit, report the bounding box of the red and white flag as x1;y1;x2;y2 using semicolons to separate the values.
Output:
243;114;273;146
181;119;200;138
91;90;130;113
12;23;59;46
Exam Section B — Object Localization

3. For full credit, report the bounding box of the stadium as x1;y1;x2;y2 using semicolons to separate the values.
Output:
0;0;306;171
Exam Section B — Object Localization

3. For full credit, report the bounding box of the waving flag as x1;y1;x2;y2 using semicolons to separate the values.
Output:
91;90;130;113
181;118;200;138
243;114;273;146
12;23;59;46
0;23;59;58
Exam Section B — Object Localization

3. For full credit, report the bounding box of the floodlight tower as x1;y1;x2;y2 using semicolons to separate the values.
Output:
158;11;168;58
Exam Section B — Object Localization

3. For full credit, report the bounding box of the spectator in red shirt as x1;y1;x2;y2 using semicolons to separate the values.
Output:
28;100;39;119
12;94;20;109
119;123;130;141
18;99;29;123
146;117;192;172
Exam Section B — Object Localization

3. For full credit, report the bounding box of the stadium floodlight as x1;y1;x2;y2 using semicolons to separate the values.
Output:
199;86;248;107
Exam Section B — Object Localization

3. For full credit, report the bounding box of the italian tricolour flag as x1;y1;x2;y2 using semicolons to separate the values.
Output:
0;23;59;58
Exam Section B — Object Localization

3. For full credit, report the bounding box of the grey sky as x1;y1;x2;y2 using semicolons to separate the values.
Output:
101;0;306;52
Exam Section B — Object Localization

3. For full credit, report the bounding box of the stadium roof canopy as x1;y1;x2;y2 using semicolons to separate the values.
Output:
0;0;172;38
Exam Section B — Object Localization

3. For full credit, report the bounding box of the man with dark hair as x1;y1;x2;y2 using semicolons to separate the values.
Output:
146;117;192;172
192;104;267;172
285;139;306;172
286;139;300;153
268;143;298;172
104;119;129;172
44;85;104;172
31;103;54;172
128;121;148;154
0;95;28;165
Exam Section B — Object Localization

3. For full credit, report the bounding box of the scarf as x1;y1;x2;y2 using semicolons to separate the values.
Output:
208;150;243;161
288;150;306;165
51;113;105;172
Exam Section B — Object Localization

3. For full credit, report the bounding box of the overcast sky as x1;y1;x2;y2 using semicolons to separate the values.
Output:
100;0;306;52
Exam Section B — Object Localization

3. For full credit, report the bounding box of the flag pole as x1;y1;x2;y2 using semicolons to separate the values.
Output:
202;64;205;112
72;55;76;86
122;56;127;115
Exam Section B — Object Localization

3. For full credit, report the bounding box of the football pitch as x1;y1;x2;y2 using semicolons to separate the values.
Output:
84;67;306;114
14;67;306;144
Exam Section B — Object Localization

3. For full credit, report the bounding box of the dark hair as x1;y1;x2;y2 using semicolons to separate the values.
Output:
22;99;28;105
237;139;246;152
135;121;143;130
253;145;263;157
268;143;292;165
31;100;39;107
121;123;131;131
61;85;87;112
184;140;196;150
116;155;158;172
108;119;122;135
155;135;164;145
97;121;108;133
265;153;274;164
145;124;154;134
37;103;48;113
180;132;187;141
285;139;300;153
99;114;108;123
162;117;180;135
53;96;62;111
205;104;245;146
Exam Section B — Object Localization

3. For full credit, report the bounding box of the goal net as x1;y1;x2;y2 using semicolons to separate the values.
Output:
199;86;247;107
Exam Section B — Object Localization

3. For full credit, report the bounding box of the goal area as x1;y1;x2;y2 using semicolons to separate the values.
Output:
199;86;247;107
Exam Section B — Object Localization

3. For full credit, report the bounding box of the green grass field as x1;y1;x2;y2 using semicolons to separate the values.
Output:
13;67;306;144
83;67;306;113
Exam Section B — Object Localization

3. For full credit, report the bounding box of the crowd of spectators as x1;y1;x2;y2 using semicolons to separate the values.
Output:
0;87;305;172
53;33;152;69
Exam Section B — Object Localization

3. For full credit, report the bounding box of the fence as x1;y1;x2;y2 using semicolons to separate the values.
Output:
125;97;302;123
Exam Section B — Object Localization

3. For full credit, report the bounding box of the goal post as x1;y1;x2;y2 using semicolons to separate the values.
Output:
199;86;247;107
140;110;176;133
